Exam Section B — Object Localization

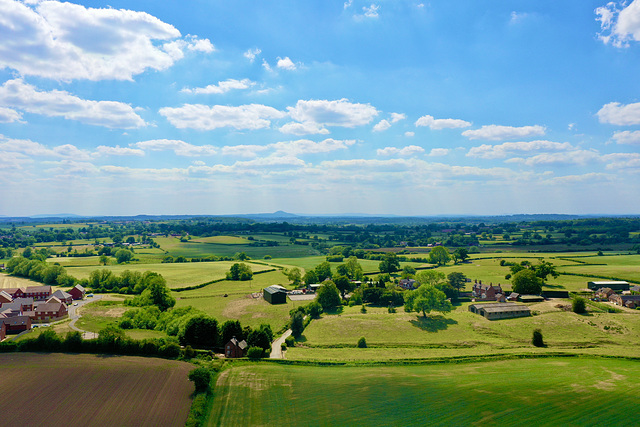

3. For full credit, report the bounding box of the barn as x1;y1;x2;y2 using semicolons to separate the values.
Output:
263;285;287;304
587;281;629;291
469;302;532;320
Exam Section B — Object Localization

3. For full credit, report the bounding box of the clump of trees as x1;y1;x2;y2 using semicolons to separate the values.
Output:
532;329;545;347
5;256;74;286
404;284;452;318
226;263;253;281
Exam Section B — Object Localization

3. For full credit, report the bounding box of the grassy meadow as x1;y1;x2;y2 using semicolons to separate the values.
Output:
210;357;640;426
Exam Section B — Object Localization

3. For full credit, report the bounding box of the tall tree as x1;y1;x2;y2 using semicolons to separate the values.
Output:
447;272;467;290
429;246;451;266
416;270;446;288
316;281;341;311
404;285;453;317
333;274;354;299
378;252;400;273
314;261;332;281
511;269;543;295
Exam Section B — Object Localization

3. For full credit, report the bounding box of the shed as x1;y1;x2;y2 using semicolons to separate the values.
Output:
519;295;545;303
469;302;532;320
69;284;86;300
587;281;629;291
263;285;287;304
541;290;570;299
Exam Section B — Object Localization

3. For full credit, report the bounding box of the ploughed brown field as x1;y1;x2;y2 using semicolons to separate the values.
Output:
0;353;194;426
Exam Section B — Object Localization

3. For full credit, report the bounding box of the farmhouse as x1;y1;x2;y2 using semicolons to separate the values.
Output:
587;281;629;291
472;282;503;301
398;279;417;290
225;337;248;358
609;294;640;309
263;285;287;304
595;287;615;300
68;284;85;300
469;302;532;320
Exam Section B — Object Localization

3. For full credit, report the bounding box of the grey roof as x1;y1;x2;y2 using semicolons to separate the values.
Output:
73;284;85;292
52;290;72;299
264;285;287;295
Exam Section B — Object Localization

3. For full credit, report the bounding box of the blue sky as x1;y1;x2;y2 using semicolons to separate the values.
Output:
1;0;640;216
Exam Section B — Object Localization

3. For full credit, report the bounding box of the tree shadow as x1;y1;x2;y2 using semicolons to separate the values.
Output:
409;315;458;333
294;335;307;343
543;284;566;289
324;306;344;315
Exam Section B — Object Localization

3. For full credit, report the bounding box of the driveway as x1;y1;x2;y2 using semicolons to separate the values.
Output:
69;295;103;339
270;329;292;359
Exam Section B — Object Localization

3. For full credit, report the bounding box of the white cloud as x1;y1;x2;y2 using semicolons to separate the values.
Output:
0;79;146;128
462;124;546;141
596;0;640;47
0;0;213;81
277;57;297;70
390;113;406;123
506;149;600;166
262;59;273;72
552;173;612;184
181;79;255;95
362;4;380;18
287;99;378;128
467;140;574;159
428;148;450;157
279;122;330;135
404;131;415;137
94;145;145;156
0;134;91;160
271;138;355;156
221;145;269;158
0;107;22;123
244;48;261;62
133;139;218;156
568;123;576;130
159;103;285;130
415;115;471;130
612;130;640;144
597;102;640;125
377;145;425;157
373;119;391;132
344;0;353;9
603;153;640;170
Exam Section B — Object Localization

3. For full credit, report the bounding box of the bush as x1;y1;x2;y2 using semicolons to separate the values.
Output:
360;304;367;313
247;346;264;359
572;297;587;314
285;336;295;347
357;337;367;348
188;367;211;393
281;343;287;351
532;329;545;347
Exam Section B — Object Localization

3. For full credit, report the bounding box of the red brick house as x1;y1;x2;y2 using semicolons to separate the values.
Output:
4;288;25;299
595;287;615;300
69;284;85;301
398;279;417;290
609;294;640;309
0;291;12;304
0;320;6;341
24;286;52;301
2;315;31;334
33;302;68;322
225;337;248;358
472;282;504;301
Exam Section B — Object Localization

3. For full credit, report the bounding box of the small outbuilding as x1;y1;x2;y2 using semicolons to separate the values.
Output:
225;337;248;358
469;302;532;320
263;285;287;304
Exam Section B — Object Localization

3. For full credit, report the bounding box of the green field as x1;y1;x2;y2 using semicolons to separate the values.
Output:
63;261;274;289
210;357;640;426
286;302;640;361
154;236;321;258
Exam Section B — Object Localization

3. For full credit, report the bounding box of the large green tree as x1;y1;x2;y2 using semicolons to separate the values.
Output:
447;272;467;290
404;285;453;317
416;270;446;288
429;246;451;266
314;261;332;281
333;274;354;298
379;253;400;273
226;263;253;281
511;269;543;295
316;281;341;311
180;315;218;348
114;249;134;264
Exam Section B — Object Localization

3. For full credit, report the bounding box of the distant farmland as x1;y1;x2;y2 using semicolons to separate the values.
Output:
0;353;194;426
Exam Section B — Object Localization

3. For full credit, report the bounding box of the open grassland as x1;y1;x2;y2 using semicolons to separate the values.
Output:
75;298;130;333
0;273;42;289
189;235;250;244
286;302;640;361
64;261;273;289
210;357;640;426
0;353;193;426
155;236;321;258
174;270;306;331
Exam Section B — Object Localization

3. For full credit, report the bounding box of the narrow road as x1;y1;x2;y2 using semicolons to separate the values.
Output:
68;295;102;339
270;329;292;359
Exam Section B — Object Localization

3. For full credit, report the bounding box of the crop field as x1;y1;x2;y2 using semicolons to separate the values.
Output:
0;273;42;289
0;353;194;426
63;261;273;289
210;357;640;426
189;235;250;244
286;302;640;361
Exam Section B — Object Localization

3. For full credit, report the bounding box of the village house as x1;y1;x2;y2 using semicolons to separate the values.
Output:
1;315;32;335
24;286;52;301
472;281;503;301
68;284;86;300
468;302;532;320
398;279;417;290
51;290;73;305
0;291;12;304
3;288;25;299
609;294;640;309
225;337;248;358
595;287;615;300
33;301;68;322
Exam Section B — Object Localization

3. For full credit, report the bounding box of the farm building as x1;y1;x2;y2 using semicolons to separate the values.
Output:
69;284;85;300
587;281;629;291
595;288;615;300
472;282;503;301
263;285;287;304
519;295;544;303
469;302;532;320
541;290;570;299
225;337;248;358
609;294;640;309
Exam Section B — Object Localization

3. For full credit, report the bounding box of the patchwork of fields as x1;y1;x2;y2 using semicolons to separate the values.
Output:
210;357;640;426
0;353;194;426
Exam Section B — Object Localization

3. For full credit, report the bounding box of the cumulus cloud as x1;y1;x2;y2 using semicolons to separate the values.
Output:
596;0;640;47
0;79;147;128
159;104;285;130
94;145;145;156
377;145;425;157
279;121;330;135
277;57;297;70
506;149;600;166
612;130;640;144
0;134;91;160
373;119;391;132
181;79;255;95
362;4;380;18
133;139;218;156
0;0;213;80
415;114;471;130
603;152;640;170
405;131;415;137
467;140;574;159
271;138;355;156
597;102;640;125
221;144;269;158
244;48;261;62
390;113;406;123
287;99;378;128
462;124;546;141
0;107;22;123
428;148;450;157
